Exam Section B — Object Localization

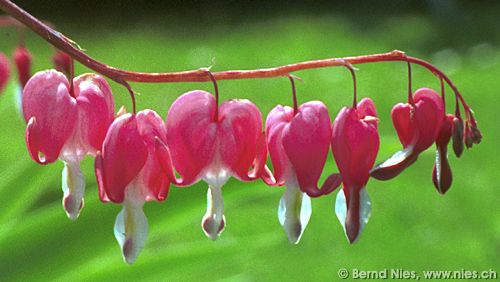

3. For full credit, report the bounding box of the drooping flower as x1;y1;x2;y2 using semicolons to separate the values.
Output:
23;70;114;219
95;110;169;264
265;101;341;243
155;90;268;240
0;52;9;95
371;88;444;180
332;98;379;243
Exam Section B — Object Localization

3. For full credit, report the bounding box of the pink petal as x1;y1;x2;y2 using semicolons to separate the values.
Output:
282;101;332;197
412;88;445;151
391;103;415;148
357;97;378;123
218;99;265;181
22;70;77;164
136;110;170;202
332;107;379;188
73;74;115;154
265;105;294;185
95;114;148;203
166;90;217;185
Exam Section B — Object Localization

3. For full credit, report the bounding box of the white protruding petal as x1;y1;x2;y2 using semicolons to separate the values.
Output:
278;183;312;244
335;188;372;243
61;161;85;220
378;146;413;167
201;185;226;240
114;193;148;265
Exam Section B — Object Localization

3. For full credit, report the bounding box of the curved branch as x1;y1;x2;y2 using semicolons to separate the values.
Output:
0;0;471;113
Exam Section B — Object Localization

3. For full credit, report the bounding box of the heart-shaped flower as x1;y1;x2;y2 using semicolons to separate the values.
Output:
371;88;444;180
332;98;379;243
95;110;170;264
156;90;267;240
0;52;9;95
265;101;341;243
23;70;114;219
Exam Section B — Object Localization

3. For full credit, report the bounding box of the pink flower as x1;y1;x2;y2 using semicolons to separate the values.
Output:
371;88;444;180
332;98;379;243
265;101;341;243
0;52;9;95
23;70;114;220
156;90;268;240
95;110;169;264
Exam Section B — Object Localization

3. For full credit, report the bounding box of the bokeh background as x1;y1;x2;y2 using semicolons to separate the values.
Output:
0;0;498;281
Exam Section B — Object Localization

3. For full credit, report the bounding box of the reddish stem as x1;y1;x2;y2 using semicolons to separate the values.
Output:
69;57;74;96
439;77;446;110
288;75;299;114
0;0;472;115
342;62;357;109
407;62;414;105
204;69;219;121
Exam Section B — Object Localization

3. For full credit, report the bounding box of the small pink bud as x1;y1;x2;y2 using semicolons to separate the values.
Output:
13;45;32;87
0;52;10;95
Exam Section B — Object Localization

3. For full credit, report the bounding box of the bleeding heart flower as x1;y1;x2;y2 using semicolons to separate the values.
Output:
332;98;379;243
23;70;114;220
371;88;444;180
433;114;454;194
0;52;9;95
155;90;267;240
265;101;341;243
95;110;169;264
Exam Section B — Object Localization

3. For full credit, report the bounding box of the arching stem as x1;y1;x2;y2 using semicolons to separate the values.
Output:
0;0;474;119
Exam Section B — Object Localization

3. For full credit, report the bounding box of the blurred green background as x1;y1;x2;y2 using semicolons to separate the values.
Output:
0;0;498;281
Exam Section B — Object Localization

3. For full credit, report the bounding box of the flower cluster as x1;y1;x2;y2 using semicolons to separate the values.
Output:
17;61;481;264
